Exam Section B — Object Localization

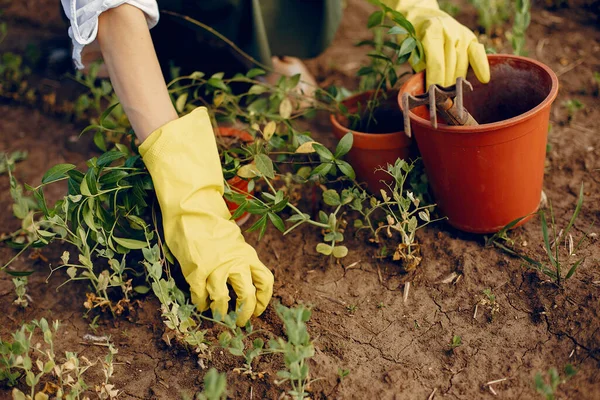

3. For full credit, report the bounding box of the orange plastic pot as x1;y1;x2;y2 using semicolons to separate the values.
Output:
399;54;559;233
330;91;414;193
217;127;254;226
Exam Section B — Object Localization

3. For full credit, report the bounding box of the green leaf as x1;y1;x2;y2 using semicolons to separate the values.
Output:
207;78;228;91
399;37;416;56
335;132;353;158
41;164;76;184
99;102;120;126
313;143;333;161
323;189;341;206
134;285;151;294
83;168;98;195
248;84;268;95
93;130;107;151
247;68;266;78
112;236;147;250
175;93;188;113
332;246;349;258
247;214;268;234
367;10;384;28
565;257;584;279
336;160;356;180
255;154;275;179
268;213;286;232
316;243;333;256
357;66;375;76
367;53;392;62
97;151;125;168
388;26;408;35
392;15;416;35
99;170;128;185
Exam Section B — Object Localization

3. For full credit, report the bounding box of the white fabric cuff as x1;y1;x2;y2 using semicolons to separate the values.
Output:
61;0;159;69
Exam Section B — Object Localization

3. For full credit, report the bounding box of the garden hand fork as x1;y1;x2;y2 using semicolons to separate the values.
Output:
401;77;479;137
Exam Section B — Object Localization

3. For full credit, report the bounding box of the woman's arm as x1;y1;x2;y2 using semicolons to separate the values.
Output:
97;4;178;141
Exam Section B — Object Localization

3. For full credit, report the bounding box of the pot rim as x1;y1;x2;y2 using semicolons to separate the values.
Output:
398;54;559;133
329;90;407;140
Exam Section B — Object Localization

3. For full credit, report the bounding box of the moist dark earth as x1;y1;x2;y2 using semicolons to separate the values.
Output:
1;0;599;399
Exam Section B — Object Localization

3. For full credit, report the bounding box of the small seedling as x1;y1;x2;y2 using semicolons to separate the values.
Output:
478;288;500;321
377;302;386;309
197;368;227;400
88;315;101;333
449;335;462;349
531;184;586;286
563;99;584;122
346;304;358;314
338;368;350;382
12;277;29;308
534;364;577;400
490;184;587;287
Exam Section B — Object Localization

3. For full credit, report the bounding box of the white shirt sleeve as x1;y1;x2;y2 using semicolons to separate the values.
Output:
61;0;159;69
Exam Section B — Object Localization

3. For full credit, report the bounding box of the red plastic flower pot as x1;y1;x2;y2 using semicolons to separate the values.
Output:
217;127;254;226
399;54;559;233
330;90;414;194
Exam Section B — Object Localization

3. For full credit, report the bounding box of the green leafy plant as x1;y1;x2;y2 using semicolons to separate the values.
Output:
478;288;499;321
196;368;227;400
490;184;587;286
534;364;577;400
338;368;350;382
510;0;531;56
449;335;462;349
351;159;439;270
469;0;511;36
0;318;119;399
351;0;423;131
12;277;29;308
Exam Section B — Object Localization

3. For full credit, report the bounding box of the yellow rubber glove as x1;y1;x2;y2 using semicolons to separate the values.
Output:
139;107;274;326
386;0;490;89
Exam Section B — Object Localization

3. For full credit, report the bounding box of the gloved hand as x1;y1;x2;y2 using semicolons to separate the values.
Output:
387;0;490;89
139;107;274;326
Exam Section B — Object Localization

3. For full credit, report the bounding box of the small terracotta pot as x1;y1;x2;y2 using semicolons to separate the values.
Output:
330;91;413;193
217;127;254;226
399;54;559;233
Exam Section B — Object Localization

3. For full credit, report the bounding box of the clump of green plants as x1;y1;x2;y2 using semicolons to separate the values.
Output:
509;0;531;56
0;17;37;104
563;99;584;122
0;318;119;399
351;159;439;270
349;0;423;132
489;184;587;286
534;364;577;400
469;0;511;36
202;303;315;399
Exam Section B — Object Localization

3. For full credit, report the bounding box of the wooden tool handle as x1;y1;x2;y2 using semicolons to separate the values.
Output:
438;98;479;126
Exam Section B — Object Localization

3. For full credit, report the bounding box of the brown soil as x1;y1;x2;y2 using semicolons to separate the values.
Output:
1;1;600;399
